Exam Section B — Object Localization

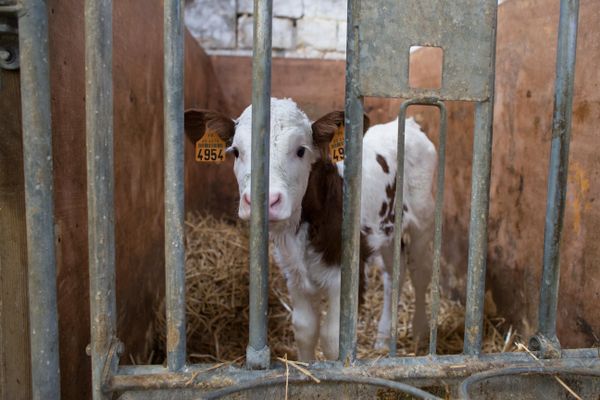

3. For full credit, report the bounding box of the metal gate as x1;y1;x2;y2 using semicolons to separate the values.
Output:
4;0;600;398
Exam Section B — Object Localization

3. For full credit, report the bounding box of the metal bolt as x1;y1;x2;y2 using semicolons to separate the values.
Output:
0;49;10;61
86;344;92;356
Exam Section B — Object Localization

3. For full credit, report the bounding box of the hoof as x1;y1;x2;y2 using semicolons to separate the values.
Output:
374;337;390;351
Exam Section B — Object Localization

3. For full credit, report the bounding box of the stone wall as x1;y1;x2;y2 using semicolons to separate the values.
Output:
185;0;347;59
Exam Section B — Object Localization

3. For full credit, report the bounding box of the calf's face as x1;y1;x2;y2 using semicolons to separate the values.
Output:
185;98;345;223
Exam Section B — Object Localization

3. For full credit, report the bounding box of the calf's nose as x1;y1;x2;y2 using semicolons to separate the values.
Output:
269;192;282;209
243;193;251;206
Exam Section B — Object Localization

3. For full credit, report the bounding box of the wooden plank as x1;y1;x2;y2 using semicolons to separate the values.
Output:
0;69;31;400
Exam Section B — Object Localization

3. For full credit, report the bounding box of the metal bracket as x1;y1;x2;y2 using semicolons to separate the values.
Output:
529;333;562;359
0;3;20;70
102;340;125;393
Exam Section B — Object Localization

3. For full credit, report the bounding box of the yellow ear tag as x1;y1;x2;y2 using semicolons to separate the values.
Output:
195;129;226;164
329;124;345;162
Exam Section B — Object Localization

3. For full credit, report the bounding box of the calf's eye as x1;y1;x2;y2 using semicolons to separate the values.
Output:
296;147;306;158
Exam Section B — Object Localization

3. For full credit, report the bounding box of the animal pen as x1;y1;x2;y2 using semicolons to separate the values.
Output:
2;0;599;399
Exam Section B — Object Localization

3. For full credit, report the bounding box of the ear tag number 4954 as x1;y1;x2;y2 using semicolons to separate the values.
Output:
329;124;345;162
195;129;226;164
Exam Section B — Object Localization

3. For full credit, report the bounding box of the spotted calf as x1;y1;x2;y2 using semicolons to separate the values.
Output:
184;98;436;361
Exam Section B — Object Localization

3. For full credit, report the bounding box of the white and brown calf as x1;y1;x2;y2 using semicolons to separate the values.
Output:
185;98;436;361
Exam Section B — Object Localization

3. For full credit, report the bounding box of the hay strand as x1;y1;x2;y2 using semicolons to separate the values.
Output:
153;213;514;363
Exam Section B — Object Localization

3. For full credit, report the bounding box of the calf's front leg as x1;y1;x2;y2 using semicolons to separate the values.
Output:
320;276;341;360
289;285;321;361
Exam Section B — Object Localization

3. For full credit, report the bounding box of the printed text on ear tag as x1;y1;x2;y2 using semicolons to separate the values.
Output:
329;124;345;162
195;129;226;164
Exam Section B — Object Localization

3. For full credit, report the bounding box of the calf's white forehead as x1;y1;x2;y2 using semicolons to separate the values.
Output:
233;98;313;152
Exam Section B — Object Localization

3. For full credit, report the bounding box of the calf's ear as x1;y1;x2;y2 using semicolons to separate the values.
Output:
311;110;370;148
184;109;235;145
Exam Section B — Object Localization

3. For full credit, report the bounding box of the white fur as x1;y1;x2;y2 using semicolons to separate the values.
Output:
229;98;436;361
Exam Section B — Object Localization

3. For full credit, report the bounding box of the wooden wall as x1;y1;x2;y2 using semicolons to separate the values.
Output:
0;1;229;399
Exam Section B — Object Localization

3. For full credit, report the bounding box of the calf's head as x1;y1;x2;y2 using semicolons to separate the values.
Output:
185;98;360;223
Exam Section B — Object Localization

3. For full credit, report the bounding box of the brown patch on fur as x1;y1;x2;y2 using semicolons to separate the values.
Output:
379;202;387;217
301;158;372;304
184;108;235;145
362;226;373;235
376;154;390;174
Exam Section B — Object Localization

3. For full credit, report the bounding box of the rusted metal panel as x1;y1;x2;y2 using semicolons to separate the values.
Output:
357;0;497;101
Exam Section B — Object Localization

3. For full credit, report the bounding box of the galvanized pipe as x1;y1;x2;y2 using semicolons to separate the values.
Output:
536;0;580;350
164;0;187;372
108;349;600;392
463;4;498;354
428;101;448;356
85;0;117;398
463;99;495;355
388;98;447;356
246;0;272;370
389;103;407;357
18;0;61;398
339;0;364;362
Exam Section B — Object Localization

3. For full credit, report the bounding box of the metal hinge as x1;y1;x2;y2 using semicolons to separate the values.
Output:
0;2;20;70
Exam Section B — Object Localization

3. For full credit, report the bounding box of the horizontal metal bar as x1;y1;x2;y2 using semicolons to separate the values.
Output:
0;4;20;14
164;0;187;372
203;374;442;400
246;0;272;370
109;349;600;392
460;366;600;400
85;0;120;398
18;0;60;398
536;0;580;352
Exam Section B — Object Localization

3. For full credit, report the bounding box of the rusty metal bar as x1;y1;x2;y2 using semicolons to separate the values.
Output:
428;101;447;356
339;0;364;363
246;0;272;370
109;349;600;392
533;0;580;358
463;3;498;353
85;0;118;398
18;0;61;398
463;99;495;356
389;98;446;356
164;0;187;371
389;103;407;357
203;374;442;400
460;366;600;400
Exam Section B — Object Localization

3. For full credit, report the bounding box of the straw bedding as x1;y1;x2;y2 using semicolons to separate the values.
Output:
154;213;516;363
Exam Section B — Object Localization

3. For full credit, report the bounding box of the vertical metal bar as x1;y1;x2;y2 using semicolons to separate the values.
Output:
463;100;495;355
429;102;447;356
85;0;117;398
537;0;580;347
463;3;498;356
389;104;407;357
246;0;272;370
164;0;186;371
339;0;364;363
18;0;61;398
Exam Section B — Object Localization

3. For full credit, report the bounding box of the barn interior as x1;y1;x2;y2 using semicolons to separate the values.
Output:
0;0;599;399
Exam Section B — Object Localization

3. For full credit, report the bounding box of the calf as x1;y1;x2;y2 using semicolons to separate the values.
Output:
185;98;436;361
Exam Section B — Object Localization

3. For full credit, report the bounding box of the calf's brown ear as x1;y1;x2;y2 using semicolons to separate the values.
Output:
311;111;370;146
184;109;236;145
